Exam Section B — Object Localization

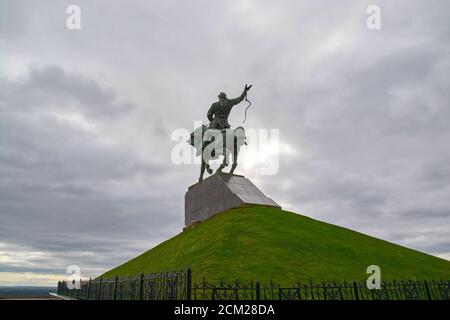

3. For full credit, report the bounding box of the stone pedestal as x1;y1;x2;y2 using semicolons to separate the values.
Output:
185;172;281;226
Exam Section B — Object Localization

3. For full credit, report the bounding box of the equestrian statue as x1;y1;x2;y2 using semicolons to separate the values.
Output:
189;84;252;182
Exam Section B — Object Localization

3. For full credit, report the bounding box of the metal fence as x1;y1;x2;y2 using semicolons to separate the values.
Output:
58;269;191;300
192;279;450;300
58;270;450;300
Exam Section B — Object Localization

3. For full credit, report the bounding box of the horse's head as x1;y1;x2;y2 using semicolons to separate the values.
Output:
187;125;207;150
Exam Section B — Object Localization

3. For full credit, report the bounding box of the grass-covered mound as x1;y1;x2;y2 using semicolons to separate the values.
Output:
102;205;450;284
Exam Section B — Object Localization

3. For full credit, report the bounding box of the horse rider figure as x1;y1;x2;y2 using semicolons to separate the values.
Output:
207;84;253;130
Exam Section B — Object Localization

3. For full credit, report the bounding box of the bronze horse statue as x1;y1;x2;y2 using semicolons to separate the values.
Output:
189;126;246;182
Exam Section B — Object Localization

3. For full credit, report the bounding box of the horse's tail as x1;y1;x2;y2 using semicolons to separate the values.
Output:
234;126;246;146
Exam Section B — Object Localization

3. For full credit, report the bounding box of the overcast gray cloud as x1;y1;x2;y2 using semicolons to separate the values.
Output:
0;0;449;286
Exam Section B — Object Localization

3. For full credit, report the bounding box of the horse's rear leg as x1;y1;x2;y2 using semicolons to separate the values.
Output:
230;162;237;175
230;152;238;175
217;163;226;172
217;156;227;172
229;138;238;175
199;160;206;182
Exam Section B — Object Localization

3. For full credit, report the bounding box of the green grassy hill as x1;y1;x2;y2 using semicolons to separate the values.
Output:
102;205;450;284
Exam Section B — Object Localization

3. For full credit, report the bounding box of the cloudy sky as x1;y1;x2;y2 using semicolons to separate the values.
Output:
1;0;449;286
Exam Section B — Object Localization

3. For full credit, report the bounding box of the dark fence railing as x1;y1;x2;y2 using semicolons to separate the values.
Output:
192;279;450;300
58;269;190;300
58;270;450;300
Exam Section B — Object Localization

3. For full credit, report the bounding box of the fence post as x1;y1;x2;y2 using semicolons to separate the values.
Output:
186;268;192;300
353;282;359;300
98;277;103;300
139;273;145;300
424;280;432;300
113;276;119;300
256;280;261;300
87;278;91;300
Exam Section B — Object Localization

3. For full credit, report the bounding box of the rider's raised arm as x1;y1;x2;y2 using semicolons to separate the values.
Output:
228;89;247;106
207;104;215;122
